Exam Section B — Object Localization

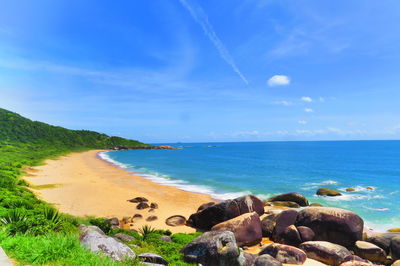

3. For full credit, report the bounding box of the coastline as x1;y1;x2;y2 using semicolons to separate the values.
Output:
24;150;214;233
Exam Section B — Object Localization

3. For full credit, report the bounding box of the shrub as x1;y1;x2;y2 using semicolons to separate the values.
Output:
88;217;111;234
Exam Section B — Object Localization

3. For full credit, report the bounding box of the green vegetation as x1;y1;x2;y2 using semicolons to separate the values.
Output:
0;108;194;265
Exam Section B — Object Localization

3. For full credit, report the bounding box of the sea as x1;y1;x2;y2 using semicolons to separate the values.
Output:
99;140;400;231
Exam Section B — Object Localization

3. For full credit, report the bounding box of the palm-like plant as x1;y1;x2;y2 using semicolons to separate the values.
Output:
42;206;63;228
0;209;27;225
139;225;156;241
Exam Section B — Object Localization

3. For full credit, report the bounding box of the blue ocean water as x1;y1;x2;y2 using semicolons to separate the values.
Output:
100;141;400;231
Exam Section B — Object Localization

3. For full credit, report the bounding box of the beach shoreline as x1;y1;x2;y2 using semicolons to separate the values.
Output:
24;150;214;233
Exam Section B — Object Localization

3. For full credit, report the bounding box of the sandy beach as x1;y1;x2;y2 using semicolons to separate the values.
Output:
24;150;214;233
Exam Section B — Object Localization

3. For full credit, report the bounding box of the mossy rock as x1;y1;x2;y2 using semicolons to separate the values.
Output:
388;228;400;232
346;188;355;192
316;188;342;197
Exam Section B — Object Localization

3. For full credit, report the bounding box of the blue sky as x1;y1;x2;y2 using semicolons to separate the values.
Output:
1;0;400;143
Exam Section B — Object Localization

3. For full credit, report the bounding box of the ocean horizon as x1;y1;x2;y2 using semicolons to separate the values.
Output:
100;140;400;232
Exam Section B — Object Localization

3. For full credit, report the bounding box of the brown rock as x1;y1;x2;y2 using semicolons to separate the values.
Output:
128;197;148;203
211;212;262;246
272;209;298;243
354;240;386;263
261;212;280;237
136;202;149;209
113;233;136;242
389;228;400;232
346;188;355;192
254;254;283;266
280;225;301;246
391;236;400;261
150;202;158;209
365;232;400;253
392;260;400;266
146;216;157;222
259;243;307;264
197;202;216;212
316;188;342;196
269;201;300;208
132;214;143;220
297;226;315;242
299;241;351;266
340;255;372;266
266;192;309;207
165;215;187;226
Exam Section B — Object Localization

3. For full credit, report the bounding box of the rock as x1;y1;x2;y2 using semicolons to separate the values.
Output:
266;192;309;207
211;212;262;246
295;207;364;247
160;235;172;242
340;255;372;266
137;202;150;209
391;236;400;261
150;202;158;209
181;230;243;266
259;243;307;264
269;201;301;208
132;214;143;221
148;208;155;213
316;188;342;196
310;203;323;207
261;212;280;237
280;225;302;246
113;233;136;242
299;241;351;266
354;240;386;263
187;195;264;231
297;226;315;242
346;188;355;192
79;225;136;261
272;209;298;243
365;187;374;190
389;228;400;232
128;197;148;203
254;254;283;266
106;217;119;226
243;252;258;266
365;232;400;253
138;253;168;265
165;215;186;226
392;260;400;266
146;216;157;222
197;202;216;212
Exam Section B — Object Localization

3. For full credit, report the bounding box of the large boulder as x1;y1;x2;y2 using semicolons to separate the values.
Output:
365;232;400;253
295;207;363;247
187;195;264;230
259;243;307;265
261;212;280;237
391;236;400;261
267;193;309;207
316;188;342;196
181;230;243;266
212;212;262;246
197;202;216;212
254;254;283;266
354;240;386;263
339;255;372;266
79;225;136;261
272;209;298;243
280;225;302;246
299;241;351;266
165;215;186;226
297;226;315;242
243;252;257;266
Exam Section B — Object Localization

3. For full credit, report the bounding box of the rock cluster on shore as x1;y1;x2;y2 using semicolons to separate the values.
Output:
181;193;400;266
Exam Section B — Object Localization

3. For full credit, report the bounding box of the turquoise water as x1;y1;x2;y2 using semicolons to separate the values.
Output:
100;141;400;231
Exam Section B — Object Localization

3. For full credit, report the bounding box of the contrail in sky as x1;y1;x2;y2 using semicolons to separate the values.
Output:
179;0;248;84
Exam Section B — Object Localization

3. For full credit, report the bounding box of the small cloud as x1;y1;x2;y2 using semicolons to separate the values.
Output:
268;75;290;87
319;97;325;102
273;100;292;106
301;96;312;102
298;120;307;124
304;108;314;113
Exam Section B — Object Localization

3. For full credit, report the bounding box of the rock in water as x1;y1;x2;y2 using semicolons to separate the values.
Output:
181;231;243;266
299;241;351;266
79;225;136;261
354;240;386;263
316;188;342;196
187;195;264;230
259;243;307;264
138;253;168;265
295;207;363;247
254;254;283;266
211;212;262;246
266;192;309;207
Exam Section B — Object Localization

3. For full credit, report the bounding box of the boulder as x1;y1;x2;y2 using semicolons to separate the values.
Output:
269;201;300;208
280;225;302;246
187;195;264;231
299;241;351;266
339;255;372;266
392;260;400;266
79;225;136;261
146;216;158;222
316;188;342;196
266;192;309;207
211;212;262;246
160;236;172;242
150;202;158;209
113;233;136;242
389;228;400;232
243;252;258;266
354;240;386;263
181;230;243;266
297;226;315;242
254;254;283;266
137;202;150;209
391;236;400;261
138;253;168;265
165;215;186;226
106;217;119;226
197;201;216;212
295;207;363;247
272;209;298;242
346;188;355;192
148;209;155;213
365;232;400;253
259;243;306;265
128;197;148;203
261;212;280;237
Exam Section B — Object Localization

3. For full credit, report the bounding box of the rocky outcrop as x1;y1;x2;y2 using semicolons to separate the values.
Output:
299;241;351;266
165;215;186;226
261;212;280;237
266;193;309;207
254;254;283;266
211;212;262;246
187;195;264;231
364;232;400;253
391;236;400;261
272;209;298;243
353;240;386;263
259;243;307;264
316;188;342;196
197;202;216;212
280;225;302;246
113;233;136;242
297;226;315;242
181;230;243;266
79;225;136;261
295;207;363;247
138;253;168;265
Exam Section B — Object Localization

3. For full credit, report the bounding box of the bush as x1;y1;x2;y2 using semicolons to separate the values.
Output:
88;217;111;234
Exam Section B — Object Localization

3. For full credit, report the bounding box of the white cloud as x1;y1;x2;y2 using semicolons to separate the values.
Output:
268;75;290;87
304;108;314;113
301;96;312;102
272;100;292;106
298;120;307;124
